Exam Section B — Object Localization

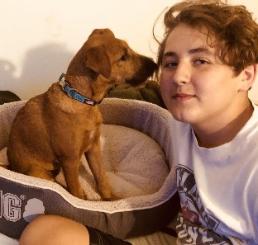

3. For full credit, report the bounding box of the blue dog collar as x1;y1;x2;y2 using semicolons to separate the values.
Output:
58;73;98;106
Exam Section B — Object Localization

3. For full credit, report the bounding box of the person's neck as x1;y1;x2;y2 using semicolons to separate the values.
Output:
193;100;254;148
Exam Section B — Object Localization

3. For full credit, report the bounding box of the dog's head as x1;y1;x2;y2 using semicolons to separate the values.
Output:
67;29;157;86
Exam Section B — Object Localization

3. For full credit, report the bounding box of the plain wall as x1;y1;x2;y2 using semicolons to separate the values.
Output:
0;0;257;101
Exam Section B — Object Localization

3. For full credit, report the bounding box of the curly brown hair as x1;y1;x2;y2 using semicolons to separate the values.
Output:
155;0;258;75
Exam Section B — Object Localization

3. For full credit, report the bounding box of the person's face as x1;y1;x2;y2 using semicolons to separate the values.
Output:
160;24;249;128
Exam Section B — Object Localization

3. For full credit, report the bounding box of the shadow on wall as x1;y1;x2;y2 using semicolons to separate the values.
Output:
0;60;18;95
0;43;73;99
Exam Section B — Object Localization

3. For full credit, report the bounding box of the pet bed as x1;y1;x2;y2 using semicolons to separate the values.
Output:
0;98;179;239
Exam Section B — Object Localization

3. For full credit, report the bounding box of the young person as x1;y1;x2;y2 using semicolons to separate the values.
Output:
19;1;258;244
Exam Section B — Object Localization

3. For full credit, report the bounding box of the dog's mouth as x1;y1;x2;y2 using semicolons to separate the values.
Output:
125;71;155;86
126;58;157;86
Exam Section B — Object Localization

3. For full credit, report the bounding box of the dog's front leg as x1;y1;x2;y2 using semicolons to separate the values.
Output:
85;139;113;200
62;158;86;199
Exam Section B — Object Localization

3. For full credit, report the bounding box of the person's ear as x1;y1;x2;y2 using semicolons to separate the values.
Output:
238;64;257;91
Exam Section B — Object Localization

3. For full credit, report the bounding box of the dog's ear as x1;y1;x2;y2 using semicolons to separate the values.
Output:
85;46;111;78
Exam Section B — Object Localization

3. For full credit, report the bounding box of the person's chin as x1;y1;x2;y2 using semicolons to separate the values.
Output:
170;109;196;123
173;114;191;123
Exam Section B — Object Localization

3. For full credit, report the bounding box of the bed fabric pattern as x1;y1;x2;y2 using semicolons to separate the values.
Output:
0;98;179;239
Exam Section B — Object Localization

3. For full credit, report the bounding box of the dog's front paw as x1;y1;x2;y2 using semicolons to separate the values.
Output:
81;191;88;200
100;189;121;201
99;189;112;201
109;193;121;201
81;189;88;200
73;186;88;200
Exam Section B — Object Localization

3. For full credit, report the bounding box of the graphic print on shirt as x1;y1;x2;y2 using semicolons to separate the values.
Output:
176;165;232;245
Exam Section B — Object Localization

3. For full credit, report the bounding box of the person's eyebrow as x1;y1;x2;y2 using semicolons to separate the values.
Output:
188;47;213;55
163;51;177;58
163;47;214;58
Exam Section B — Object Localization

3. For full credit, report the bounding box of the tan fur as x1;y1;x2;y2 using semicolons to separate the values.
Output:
7;29;157;200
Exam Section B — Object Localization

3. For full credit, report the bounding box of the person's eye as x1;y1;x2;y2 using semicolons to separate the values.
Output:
193;58;210;66
162;60;178;68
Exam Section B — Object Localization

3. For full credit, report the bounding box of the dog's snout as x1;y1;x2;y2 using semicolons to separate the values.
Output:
125;56;157;86
142;56;158;73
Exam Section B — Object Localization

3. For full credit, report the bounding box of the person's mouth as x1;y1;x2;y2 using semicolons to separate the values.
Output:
172;93;196;102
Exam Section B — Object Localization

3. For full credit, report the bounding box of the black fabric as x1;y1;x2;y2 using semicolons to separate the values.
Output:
0;91;21;105
88;227;132;245
160;227;177;237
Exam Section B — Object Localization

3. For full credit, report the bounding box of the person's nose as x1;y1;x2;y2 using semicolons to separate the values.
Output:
173;61;191;85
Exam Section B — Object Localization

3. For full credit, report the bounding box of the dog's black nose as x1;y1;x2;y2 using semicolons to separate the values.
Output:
144;57;158;73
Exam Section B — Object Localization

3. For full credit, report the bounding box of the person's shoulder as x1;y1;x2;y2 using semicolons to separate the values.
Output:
170;117;192;145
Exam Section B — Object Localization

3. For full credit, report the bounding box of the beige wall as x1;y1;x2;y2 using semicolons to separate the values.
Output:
0;0;257;101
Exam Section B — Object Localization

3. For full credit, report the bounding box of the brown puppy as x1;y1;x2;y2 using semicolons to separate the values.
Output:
7;28;157;200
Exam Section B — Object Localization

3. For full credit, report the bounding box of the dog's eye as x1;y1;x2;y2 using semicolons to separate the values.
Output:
120;54;129;61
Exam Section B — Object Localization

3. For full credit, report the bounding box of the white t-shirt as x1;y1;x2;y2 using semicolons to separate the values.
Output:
173;103;258;245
